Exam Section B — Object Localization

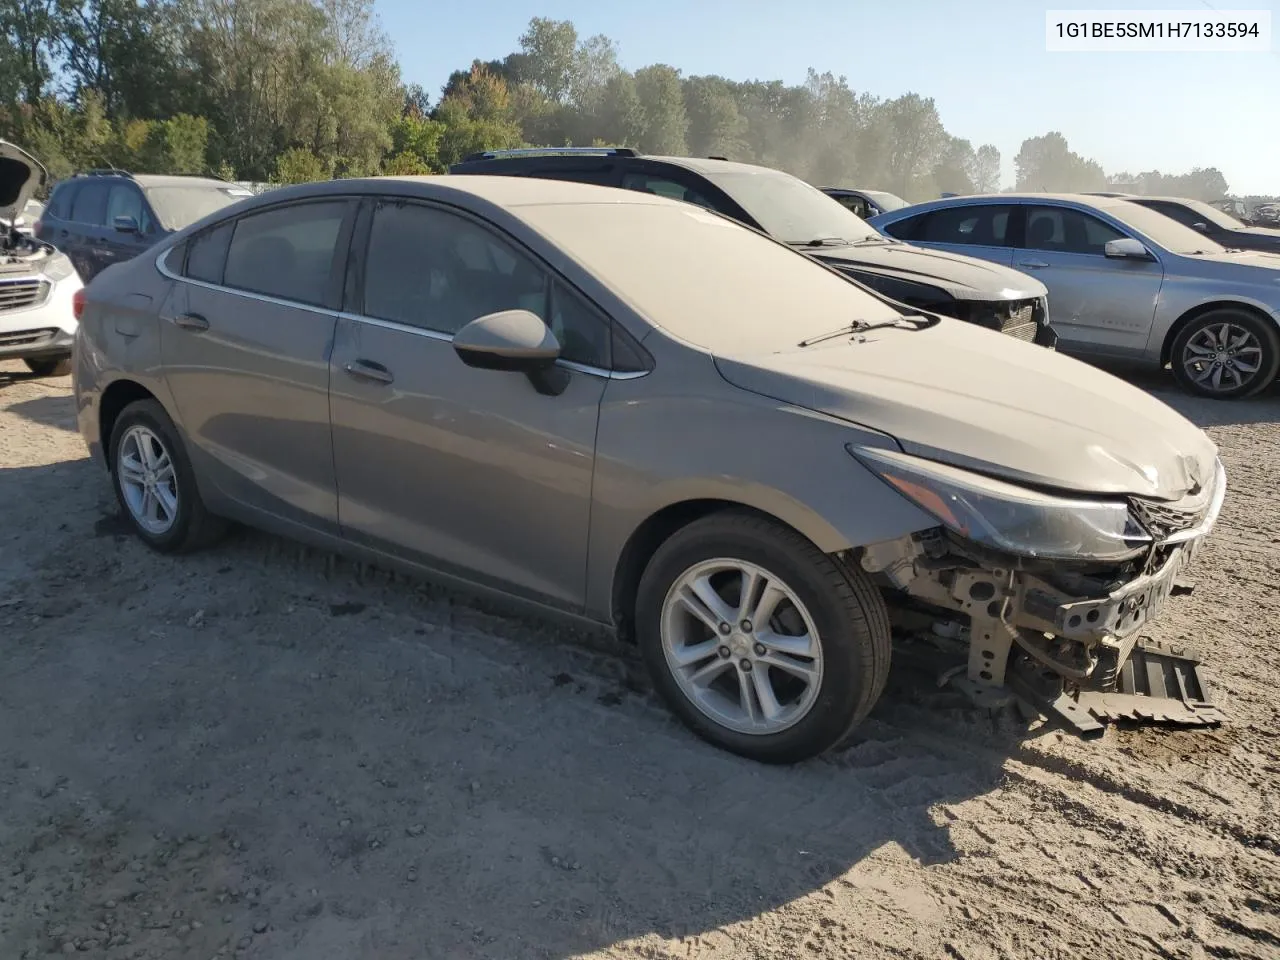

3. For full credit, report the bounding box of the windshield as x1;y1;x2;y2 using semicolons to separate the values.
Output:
1105;200;1227;255
1176;198;1243;230
144;183;253;229
700;167;882;244
517;199;902;352
865;191;909;213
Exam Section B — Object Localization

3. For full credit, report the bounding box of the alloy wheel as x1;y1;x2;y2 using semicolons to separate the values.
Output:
117;425;179;535
1181;321;1264;394
659;559;824;736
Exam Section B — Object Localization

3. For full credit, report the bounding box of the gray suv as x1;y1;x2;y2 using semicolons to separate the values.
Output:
74;175;1225;763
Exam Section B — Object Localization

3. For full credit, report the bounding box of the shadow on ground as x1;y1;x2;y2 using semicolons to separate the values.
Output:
0;457;1021;960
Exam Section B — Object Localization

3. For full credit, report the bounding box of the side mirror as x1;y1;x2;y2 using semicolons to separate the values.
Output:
112;214;139;234
1103;237;1153;260
452;309;569;396
1192;222;1208;232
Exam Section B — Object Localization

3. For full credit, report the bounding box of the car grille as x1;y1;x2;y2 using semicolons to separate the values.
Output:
0;279;49;313
0;328;59;349
998;299;1040;343
1130;498;1209;540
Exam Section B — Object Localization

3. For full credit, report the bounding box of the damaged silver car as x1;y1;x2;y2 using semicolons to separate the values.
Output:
74;175;1224;764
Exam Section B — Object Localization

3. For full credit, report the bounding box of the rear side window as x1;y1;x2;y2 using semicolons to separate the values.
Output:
621;173;716;209
223;201;348;306
918;205;1012;246
46;183;77;219
70;182;110;225
184;221;234;284
530;165;618;186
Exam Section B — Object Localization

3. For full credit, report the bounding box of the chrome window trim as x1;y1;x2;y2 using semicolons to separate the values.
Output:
155;245;337;318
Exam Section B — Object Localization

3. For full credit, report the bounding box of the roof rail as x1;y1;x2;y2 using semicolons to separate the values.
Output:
74;167;134;179
460;146;638;162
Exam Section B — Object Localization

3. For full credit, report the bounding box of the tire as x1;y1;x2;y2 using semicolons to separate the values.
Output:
1170;308;1280;400
634;510;891;764
108;399;226;553
24;356;71;378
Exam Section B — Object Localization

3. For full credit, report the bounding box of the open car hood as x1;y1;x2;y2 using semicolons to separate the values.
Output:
814;241;1046;302
713;318;1217;502
0;140;45;223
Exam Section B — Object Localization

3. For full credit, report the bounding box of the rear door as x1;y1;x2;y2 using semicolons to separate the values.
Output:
329;197;613;610
160;197;356;530
892;203;1017;267
1014;204;1164;356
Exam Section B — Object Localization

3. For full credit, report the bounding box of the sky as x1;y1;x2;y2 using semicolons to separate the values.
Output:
374;0;1280;195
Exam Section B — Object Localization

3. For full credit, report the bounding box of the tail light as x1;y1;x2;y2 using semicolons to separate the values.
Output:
73;288;86;320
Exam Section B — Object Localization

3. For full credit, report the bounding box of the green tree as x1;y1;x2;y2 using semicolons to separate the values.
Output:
1014;132;1107;192
683;75;747;160
973;144;1001;193
275;146;331;183
633;64;687;155
0;0;59;104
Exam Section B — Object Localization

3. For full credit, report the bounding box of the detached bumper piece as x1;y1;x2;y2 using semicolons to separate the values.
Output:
1005;637;1224;738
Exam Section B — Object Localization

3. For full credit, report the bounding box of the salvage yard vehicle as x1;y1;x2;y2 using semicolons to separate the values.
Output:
75;175;1225;763
0;141;84;377
450;149;1056;347
37;169;253;283
870;193;1280;399
1124;195;1280;254
818;186;910;220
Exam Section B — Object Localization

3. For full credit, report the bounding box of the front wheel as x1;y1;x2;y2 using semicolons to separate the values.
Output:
635;511;891;764
1170;309;1280;399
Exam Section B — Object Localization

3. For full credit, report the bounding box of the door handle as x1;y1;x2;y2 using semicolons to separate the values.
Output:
344;359;394;385
170;312;210;332
1016;259;1049;269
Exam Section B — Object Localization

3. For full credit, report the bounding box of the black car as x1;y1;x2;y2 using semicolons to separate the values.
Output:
450;148;1056;346
1124;195;1280;254
819;186;911;220
37;170;254;282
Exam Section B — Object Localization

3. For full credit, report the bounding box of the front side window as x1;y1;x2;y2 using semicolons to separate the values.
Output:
106;185;149;231
919;205;1011;246
1024;206;1123;255
70;182;109;225
832;194;871;218
361;201;610;368
621;173;716;210
223;201;348;306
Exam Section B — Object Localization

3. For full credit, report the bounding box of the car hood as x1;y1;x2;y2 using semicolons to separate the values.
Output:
813;240;1046;302
713;318;1216;501
1181;247;1280;275
0;140;45;223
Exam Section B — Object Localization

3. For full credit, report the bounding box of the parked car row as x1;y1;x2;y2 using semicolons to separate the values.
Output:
68;166;1232;763
869;193;1280;399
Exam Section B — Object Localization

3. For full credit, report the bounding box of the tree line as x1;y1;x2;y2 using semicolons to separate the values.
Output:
0;3;1239;202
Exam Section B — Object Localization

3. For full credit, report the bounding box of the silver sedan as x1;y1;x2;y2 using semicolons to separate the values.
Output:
870;193;1280;399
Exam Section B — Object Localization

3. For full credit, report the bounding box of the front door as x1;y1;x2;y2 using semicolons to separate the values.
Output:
1014;205;1165;357
160;198;355;530
329;199;612;610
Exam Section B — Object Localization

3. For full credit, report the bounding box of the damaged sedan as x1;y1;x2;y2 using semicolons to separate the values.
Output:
75;175;1223;764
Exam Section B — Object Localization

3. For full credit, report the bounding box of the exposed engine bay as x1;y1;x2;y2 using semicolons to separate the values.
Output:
1;222;57;272
854;465;1227;736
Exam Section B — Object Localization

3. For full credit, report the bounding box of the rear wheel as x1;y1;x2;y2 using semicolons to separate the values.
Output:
24;357;71;377
635;511;891;764
1171;309;1280;399
109;399;226;552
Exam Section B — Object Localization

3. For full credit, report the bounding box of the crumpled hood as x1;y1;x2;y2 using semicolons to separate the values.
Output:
714;318;1217;501
0;140;45;223
814;241;1047;302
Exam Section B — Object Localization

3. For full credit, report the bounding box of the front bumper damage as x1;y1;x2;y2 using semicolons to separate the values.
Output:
857;465;1227;736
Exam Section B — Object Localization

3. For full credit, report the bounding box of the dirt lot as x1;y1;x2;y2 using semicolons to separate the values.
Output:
1;358;1278;960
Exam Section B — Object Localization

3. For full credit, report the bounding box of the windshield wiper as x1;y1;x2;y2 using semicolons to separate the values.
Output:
798;314;937;347
849;235;895;245
788;237;852;247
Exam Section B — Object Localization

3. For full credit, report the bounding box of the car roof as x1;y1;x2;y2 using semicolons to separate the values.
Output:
131;174;232;189
881;192;1143;213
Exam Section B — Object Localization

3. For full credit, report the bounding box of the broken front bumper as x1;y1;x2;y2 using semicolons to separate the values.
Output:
860;473;1227;736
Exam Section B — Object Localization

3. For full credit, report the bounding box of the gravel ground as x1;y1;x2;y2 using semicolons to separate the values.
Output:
1;358;1278;960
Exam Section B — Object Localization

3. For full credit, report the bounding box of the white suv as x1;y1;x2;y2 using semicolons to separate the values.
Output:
1;141;83;377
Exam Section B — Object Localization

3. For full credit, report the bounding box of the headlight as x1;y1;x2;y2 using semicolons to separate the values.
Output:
41;252;78;282
850;445;1150;561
